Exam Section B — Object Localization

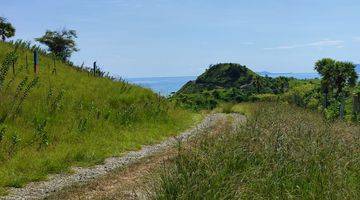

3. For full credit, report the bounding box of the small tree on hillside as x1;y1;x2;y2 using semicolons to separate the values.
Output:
315;58;358;98
36;29;79;61
273;76;290;94
253;76;265;93
315;58;358;111
0;17;15;42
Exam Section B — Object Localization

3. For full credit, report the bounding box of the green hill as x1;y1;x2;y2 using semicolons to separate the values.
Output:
0;41;197;194
178;63;258;94
173;63;291;110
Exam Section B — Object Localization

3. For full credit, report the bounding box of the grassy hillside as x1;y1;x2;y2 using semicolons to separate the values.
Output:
0;41;198;195
154;103;360;199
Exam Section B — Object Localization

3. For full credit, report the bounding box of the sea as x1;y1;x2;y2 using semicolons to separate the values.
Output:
126;72;320;96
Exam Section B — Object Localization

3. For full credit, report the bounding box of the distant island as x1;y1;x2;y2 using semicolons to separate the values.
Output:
257;71;319;79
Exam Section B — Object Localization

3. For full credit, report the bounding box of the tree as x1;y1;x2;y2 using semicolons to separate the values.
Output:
315;58;358;98
253;76;264;93
273;76;290;94
36;29;79;61
0;17;15;42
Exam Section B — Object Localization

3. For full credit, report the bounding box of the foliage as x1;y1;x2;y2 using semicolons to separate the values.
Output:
153;103;360;199
282;82;319;109
282;80;360;121
36;29;79;61
0;17;15;42
315;58;358;98
277;58;359;121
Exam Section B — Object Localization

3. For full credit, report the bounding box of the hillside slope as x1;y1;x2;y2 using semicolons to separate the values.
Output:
0;41;197;195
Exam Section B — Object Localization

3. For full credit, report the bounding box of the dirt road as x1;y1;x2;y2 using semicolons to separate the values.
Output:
3;114;245;200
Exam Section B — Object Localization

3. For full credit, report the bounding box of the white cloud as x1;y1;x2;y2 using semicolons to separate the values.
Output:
263;39;344;50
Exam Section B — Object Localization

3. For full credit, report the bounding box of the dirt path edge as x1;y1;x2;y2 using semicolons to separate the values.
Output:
2;114;235;200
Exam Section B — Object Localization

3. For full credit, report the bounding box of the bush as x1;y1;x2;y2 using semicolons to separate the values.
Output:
283;83;318;107
219;103;235;113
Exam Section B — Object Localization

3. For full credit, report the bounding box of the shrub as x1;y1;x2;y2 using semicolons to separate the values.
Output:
219;102;235;113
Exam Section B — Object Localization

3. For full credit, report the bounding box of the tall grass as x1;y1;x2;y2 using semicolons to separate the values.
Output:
0;41;198;195
154;103;360;199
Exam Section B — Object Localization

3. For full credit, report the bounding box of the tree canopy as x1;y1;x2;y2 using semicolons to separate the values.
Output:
0;17;15;42
36;29;79;61
315;58;358;97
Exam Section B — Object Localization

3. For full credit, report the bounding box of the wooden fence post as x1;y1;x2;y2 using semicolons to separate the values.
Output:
12;61;15;75
52;55;57;75
33;50;39;74
357;93;360;113
93;61;97;76
53;56;56;69
353;93;360;115
340;98;345;120
323;92;328;108
25;54;29;70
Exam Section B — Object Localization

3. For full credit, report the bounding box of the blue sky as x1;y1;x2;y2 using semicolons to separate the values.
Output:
2;0;360;77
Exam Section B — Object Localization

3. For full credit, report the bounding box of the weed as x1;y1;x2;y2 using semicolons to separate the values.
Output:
8;132;20;158
77;118;88;133
34;119;49;149
49;89;64;113
0;126;5;142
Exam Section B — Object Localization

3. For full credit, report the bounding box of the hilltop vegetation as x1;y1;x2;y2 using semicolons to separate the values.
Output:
173;63;291;110
177;63;258;94
0;41;197;195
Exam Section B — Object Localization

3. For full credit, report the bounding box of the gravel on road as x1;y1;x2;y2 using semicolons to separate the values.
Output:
2;113;245;200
